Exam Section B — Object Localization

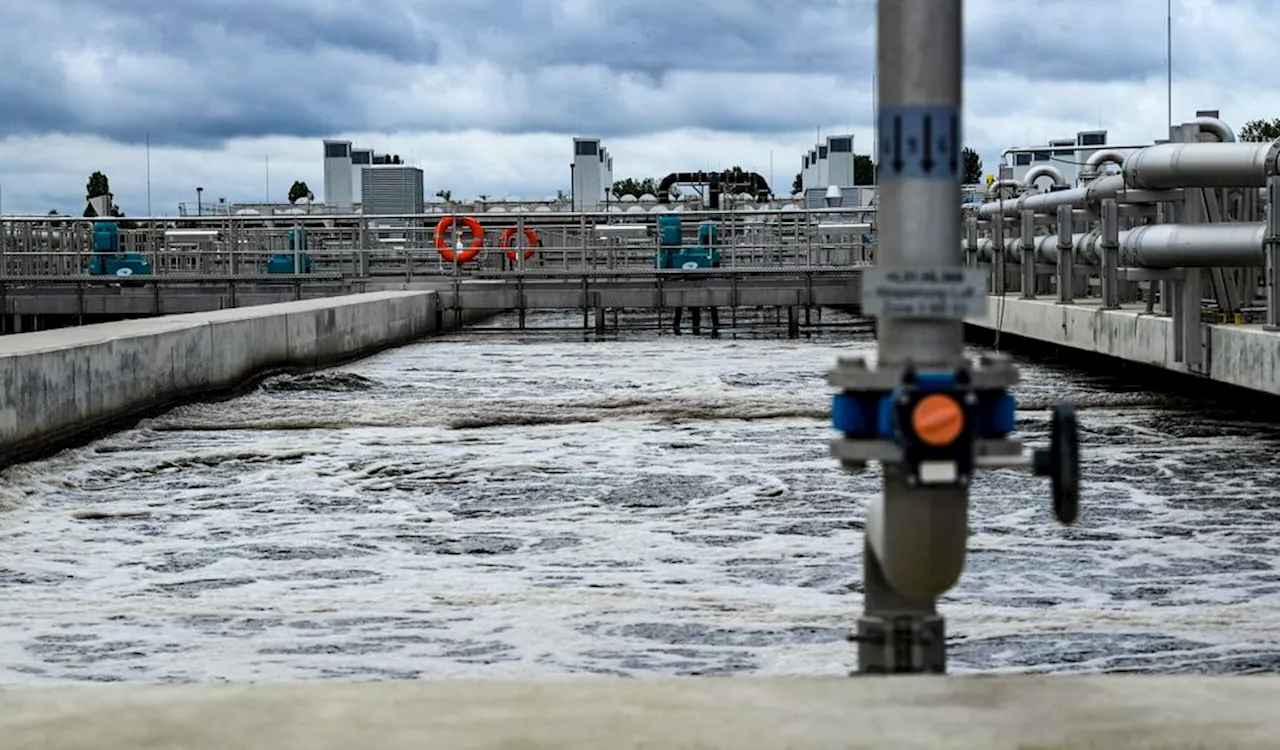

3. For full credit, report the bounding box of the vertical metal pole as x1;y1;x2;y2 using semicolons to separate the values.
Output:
1100;198;1120;308
1166;0;1173;133
1019;210;1035;299
858;0;964;675
1055;204;1074;302
964;216;978;268
1265;176;1280;329
991;194;1005;294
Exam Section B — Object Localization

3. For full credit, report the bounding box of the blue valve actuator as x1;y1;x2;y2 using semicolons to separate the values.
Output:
832;371;1015;442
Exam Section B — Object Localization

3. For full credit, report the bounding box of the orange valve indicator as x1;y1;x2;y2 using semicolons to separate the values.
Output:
910;393;965;447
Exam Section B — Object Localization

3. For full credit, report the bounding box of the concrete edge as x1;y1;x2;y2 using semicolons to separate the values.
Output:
0;295;498;470
3;675;1279;749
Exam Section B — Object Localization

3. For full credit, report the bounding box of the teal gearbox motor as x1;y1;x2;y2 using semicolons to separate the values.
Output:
654;215;721;269
87;221;152;277
266;227;314;274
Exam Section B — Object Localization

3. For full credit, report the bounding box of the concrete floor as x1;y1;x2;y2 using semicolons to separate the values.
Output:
3;676;1278;749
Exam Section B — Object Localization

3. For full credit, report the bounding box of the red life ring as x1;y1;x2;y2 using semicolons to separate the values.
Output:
499;227;538;261
434;215;484;263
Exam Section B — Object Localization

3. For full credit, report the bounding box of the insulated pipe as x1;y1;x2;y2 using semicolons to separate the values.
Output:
988;178;1022;196
1123;142;1280;189
977;174;1124;218
1022;164;1066;188
1118;222;1264;268
967;222;1265;268
865;0;967;603
1192;116;1236;143
1079;149;1128;181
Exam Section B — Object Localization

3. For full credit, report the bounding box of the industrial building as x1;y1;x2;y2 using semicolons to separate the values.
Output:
323;139;420;213
799;134;856;192
361;165;425;216
571;137;613;211
1000;129;1113;187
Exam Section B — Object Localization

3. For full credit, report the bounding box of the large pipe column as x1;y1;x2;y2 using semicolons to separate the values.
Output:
862;0;965;671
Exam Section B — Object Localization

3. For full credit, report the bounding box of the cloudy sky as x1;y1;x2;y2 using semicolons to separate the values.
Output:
0;0;1275;215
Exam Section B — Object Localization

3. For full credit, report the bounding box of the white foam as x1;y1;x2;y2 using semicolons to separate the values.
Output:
0;308;1277;684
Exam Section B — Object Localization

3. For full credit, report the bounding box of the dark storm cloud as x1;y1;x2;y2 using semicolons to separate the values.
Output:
0;0;1266;146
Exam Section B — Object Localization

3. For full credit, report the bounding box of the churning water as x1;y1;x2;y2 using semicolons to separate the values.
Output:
1;309;1279;684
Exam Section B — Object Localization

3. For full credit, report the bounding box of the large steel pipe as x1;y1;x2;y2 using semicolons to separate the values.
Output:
1118;222;1265;267
976;175;1124;218
967;222;1265;268
1123;142;1280;189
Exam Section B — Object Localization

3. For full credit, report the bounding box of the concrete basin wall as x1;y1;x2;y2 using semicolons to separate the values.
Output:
966;296;1280;397
0;291;449;467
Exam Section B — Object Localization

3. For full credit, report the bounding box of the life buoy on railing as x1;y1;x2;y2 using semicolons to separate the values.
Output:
434;215;484;263
499;227;538;261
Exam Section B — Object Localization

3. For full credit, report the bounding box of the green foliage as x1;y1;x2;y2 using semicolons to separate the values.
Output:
611;177;659;198
86;171;110;200
854;155;875;185
1239;118;1280;142
288;180;313;204
791;172;803;194
435;189;453;201
962;147;983;185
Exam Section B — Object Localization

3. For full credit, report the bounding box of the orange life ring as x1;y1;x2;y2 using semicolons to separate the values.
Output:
434;215;484;263
499;227;538;261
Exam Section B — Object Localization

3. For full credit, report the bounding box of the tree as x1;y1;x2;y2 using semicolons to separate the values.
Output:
83;171;125;217
288;180;313;204
612;177;659;198
86;171;110;201
791;172;803;194
1240;118;1280;142
435;189;452;201
854;155;875;185
962;147;983;185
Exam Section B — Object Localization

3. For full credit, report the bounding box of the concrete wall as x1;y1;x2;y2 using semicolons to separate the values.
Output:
2;675;1279;748
966;296;1280;396
0;291;464;467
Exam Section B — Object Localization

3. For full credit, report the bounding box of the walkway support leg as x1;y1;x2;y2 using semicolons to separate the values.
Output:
828;0;1080;675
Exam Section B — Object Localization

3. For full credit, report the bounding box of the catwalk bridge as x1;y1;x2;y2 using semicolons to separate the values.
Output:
0;207;869;333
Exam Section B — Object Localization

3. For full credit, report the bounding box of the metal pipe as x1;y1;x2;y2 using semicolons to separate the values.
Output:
977;174;1124;218
866;0;967;605
1118;222;1264;267
1124;142;1280;189
1192;115;1236;143
969;222;1265;268
1022;164;1066;188
987;178;1022;196
1079;149;1128;181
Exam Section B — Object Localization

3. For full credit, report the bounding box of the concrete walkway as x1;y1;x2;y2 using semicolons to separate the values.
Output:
3;676;1278;749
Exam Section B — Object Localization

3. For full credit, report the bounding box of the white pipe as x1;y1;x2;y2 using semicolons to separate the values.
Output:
1021;165;1067;188
1079;149;1128;181
968;222;1265;268
1192;116;1236;143
1123;142;1280;189
977;174;1124;218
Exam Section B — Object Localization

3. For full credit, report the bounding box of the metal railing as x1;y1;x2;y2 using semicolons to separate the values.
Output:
0;207;877;280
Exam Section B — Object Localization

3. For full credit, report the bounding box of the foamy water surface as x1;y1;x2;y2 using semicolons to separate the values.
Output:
2;309;1279;684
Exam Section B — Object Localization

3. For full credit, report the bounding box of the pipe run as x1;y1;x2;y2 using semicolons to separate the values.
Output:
1079;149;1128;181
977;175;1124;218
1021;165;1066;188
968;222;1266;268
1123;141;1280;189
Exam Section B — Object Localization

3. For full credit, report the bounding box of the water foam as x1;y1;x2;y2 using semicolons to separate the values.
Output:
1;308;1277;683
